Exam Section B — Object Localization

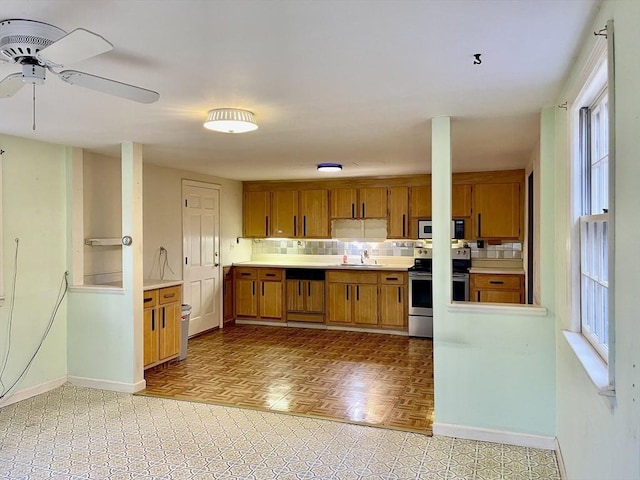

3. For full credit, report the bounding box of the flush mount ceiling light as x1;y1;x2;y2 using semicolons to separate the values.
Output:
317;163;343;172
204;108;258;133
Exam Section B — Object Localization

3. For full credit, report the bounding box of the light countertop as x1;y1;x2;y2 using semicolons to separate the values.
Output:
233;260;410;271
143;279;184;290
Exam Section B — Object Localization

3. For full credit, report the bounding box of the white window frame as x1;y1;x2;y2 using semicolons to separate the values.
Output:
565;23;616;400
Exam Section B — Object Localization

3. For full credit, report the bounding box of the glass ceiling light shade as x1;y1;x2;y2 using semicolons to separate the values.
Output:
204;108;258;133
317;163;343;172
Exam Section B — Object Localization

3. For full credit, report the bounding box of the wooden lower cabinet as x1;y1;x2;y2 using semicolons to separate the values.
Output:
327;271;378;326
378;272;407;329
234;267;284;321
143;285;182;369
223;267;234;324
286;279;325;323
326;270;407;330
470;273;524;304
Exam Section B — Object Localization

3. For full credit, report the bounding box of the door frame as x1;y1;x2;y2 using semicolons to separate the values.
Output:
182;179;223;332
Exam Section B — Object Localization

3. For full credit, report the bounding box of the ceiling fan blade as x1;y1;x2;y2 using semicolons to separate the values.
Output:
58;70;159;103
0;73;25;98
37;28;113;67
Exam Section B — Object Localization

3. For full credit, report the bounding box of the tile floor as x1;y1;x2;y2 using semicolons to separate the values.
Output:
0;384;561;479
143;325;434;433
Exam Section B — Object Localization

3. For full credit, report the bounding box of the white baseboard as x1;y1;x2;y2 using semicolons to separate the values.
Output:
0;376;67;408
68;376;146;393
555;437;567;479
433;422;556;450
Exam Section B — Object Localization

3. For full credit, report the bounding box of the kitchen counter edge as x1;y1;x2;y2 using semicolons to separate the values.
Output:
232;261;410;271
143;279;184;290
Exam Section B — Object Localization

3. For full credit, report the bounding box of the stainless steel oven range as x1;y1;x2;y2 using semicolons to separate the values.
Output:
408;246;471;338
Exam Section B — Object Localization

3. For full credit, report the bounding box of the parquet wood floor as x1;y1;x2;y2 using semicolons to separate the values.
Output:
141;324;434;434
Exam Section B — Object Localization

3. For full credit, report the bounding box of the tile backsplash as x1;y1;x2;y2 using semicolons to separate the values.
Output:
252;239;416;257
467;241;523;259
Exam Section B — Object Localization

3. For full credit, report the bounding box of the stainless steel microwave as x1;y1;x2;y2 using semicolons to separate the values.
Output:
417;219;465;239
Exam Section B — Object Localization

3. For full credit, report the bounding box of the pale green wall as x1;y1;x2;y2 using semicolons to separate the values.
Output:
554;1;640;478
432;112;556;437
0;134;68;398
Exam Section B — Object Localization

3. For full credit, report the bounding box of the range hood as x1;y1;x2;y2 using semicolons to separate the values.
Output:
331;219;387;242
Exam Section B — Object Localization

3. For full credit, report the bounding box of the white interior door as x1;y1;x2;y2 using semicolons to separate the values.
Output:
182;181;221;336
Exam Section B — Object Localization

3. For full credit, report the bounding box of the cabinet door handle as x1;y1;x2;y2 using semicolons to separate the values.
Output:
356;285;360;301
351;203;355;219
163;293;175;299
262;282;265;296
477;291;480;302
477;213;482;238
151;310;155;331
162;308;165;329
303;216;307;236
402;214;406;237
308;282;311;296
386;277;398;281
294;215;297;236
298;281;301;296
266;273;276;277
265;216;269;237
346;285;349;300
362;203;365;218
241;272;251;276
489;280;504;285
398;286;402;303
252;281;255;296
144;297;153;303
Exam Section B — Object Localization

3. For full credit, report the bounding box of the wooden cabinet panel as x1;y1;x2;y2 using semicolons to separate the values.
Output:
271;190;298;237
379;272;406;285
470;273;524;304
260;281;282;319
306;280;325;313
359;187;387;218
473;183;521;239
144;285;182;369
299;189;329;237
326;271;378;284
410;185;431;218
452;184;472;217
286;280;306;312
327;283;352;324
235;279;257;317
353;284;378;325
143;307;158;367
388;186;409;238
159;302;180;360
223;267;234;324
244;191;270;237
331;188;358;219
379;285;405;328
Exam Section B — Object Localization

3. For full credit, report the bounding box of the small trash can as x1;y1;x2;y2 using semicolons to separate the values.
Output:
179;304;192;361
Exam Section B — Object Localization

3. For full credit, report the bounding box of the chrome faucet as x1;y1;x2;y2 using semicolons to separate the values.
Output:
360;249;370;264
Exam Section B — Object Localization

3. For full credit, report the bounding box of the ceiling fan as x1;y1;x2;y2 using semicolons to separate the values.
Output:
0;18;159;103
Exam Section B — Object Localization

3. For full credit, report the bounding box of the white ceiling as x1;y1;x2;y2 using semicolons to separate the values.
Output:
0;0;599;181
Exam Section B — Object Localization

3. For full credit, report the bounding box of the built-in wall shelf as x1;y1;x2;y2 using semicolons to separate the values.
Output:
85;238;121;246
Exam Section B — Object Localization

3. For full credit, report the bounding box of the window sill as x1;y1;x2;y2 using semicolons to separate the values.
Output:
448;302;547;316
562;330;615;408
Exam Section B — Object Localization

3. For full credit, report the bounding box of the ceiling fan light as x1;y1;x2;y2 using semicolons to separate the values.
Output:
204;108;258;133
317;163;343;172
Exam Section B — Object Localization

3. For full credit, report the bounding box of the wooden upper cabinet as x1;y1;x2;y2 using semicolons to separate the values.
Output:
331;188;358;219
388;186;409;238
244;191;270;237
330;187;387;219
410;185;431;218
452;184;472;217
299;189;329;238
271;190;298;237
473;183;521;239
359;187;387;218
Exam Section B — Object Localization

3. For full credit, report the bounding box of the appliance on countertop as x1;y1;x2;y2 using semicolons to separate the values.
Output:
417;219;465;240
408;246;471;338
